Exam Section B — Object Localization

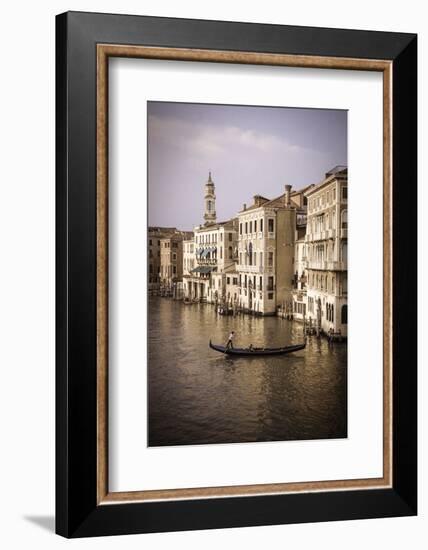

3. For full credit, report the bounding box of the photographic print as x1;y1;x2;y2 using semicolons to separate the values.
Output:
147;101;348;447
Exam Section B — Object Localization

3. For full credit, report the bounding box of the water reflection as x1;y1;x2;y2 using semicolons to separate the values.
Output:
148;297;347;446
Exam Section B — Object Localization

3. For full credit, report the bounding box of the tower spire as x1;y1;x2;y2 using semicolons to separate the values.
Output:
203;171;216;225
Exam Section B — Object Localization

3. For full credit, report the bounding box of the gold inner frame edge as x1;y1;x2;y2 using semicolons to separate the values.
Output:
96;44;393;504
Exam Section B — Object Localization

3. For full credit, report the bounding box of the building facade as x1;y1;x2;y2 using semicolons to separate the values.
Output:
183;219;238;302
158;230;193;297
304;166;348;336
148;226;176;291
236;186;297;315
183;239;195;276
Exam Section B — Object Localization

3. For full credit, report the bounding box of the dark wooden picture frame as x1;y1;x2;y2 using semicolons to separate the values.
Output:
56;11;417;538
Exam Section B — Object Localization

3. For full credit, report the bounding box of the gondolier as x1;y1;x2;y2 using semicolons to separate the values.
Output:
226;331;235;350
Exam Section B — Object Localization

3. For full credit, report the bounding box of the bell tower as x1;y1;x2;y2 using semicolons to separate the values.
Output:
203;171;216;225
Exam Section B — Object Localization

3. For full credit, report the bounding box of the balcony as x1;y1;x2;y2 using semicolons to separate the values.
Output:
306;260;347;271
197;258;217;266
292;289;307;301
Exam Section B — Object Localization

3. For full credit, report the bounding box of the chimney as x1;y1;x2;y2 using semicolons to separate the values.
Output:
243;203;247;211
284;185;292;207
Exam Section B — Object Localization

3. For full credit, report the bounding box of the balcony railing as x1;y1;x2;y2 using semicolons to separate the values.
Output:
305;260;347;271
197;258;217;265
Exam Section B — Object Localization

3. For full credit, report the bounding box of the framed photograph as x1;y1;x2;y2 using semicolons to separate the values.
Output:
56;11;417;537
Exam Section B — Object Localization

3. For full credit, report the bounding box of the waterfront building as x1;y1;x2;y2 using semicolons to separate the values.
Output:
236;186;297;315
304;165;348;336
291;236;308;321
287;183;315;320
148;226;176;291
183;218;239;302
183;239;195;276
158;230;193;297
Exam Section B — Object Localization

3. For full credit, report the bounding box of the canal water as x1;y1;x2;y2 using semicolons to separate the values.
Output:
148;297;347;447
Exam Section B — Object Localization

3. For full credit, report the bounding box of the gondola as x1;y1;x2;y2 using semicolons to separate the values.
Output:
209;340;306;356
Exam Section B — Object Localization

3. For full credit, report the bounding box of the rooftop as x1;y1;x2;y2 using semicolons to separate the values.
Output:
305;165;348;197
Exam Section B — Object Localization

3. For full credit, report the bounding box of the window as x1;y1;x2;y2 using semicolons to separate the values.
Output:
233;277;238;285
341;304;348;324
173;265;177;275
259;252;263;267
149;239;152;246
268;218;274;233
172;253;177;261
228;246;233;259
220;246;223;260
254;220;257;232
268;251;273;267
268;293;274;300
239;223;242;235
248;243;253;265
260;219;263;233
249;221;252;233
259;276;263;290
239;252;242;265
227;277;230;284
207;200;212;212
341;209;348;229
245;222;248;234
341;242;348;263
267;276;274;291
228;232;232;241
342;186;348;200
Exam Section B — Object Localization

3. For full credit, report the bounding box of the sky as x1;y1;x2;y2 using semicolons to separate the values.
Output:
148;102;347;231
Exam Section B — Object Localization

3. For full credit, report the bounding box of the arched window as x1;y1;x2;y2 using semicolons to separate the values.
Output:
331;304;334;322
341;304;348;324
228;246;233;259
248;242;253;265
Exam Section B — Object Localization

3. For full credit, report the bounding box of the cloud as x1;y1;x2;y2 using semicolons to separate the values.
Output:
148;114;305;159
